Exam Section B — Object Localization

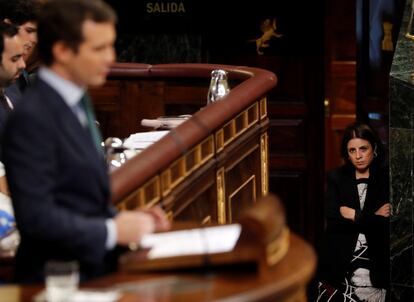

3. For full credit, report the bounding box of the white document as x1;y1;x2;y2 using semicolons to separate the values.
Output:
123;130;169;150
70;290;121;302
34;290;121;302
140;224;242;259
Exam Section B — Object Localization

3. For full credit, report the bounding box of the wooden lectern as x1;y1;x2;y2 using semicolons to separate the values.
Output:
118;194;289;274
90;63;277;225
88;65;317;301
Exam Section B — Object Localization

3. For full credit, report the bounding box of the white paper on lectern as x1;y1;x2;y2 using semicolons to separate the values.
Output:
33;290;120;302
140;224;242;259
123;130;169;149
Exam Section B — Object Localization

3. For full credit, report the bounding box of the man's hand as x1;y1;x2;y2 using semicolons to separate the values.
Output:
375;203;391;217
141;206;171;232
114;207;171;246
340;206;355;221
114;211;156;246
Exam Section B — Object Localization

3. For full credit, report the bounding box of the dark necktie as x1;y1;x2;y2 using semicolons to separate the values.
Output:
0;91;12;113
79;93;103;155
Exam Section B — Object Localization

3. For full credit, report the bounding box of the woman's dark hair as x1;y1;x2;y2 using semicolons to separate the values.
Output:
37;0;117;66
340;122;385;167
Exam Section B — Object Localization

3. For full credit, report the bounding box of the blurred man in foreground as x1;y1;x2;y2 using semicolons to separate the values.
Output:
2;0;170;283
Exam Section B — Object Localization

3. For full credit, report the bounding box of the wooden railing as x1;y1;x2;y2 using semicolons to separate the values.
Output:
89;63;277;224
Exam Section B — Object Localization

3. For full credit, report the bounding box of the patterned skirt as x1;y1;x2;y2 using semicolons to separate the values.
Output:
317;234;386;302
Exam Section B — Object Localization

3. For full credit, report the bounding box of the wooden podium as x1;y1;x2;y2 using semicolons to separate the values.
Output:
90;63;278;225
118;194;289;274
0;195;314;302
87;62;317;301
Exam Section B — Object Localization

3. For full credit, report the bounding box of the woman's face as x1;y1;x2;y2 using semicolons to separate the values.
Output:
347;138;375;172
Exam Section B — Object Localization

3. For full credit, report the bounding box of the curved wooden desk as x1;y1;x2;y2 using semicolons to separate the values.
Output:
90;63;277;225
1;234;315;302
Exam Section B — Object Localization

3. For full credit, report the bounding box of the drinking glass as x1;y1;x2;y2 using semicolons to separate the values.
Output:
45;260;79;302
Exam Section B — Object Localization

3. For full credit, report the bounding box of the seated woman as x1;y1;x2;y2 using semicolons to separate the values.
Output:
317;122;390;302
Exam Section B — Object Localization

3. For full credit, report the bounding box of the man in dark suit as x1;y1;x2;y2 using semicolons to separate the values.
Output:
2;0;170;283
0;22;25;258
0;21;25;195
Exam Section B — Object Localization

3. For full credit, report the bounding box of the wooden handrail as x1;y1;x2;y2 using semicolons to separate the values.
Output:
107;63;277;204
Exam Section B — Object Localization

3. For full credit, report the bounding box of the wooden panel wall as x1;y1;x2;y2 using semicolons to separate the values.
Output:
91;78;209;139
266;57;325;243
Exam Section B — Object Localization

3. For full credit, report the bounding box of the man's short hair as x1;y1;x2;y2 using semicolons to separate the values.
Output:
37;0;117;66
0;21;19;63
0;0;40;26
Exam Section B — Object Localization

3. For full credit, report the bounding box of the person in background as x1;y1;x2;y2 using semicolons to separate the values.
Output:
2;0;170;283
0;21;25;195
0;21;25;264
0;0;41;98
317;122;390;302
0;2;39;259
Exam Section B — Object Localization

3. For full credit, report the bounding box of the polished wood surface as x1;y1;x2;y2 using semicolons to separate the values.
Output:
89;64;276;226
0;233;315;302
119;194;288;274
86;55;327;247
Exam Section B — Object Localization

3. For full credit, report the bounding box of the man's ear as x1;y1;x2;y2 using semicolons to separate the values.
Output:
52;41;74;64
3;19;12;25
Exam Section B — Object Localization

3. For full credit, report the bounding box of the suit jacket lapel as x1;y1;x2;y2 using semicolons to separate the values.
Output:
38;80;108;181
5;84;22;105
